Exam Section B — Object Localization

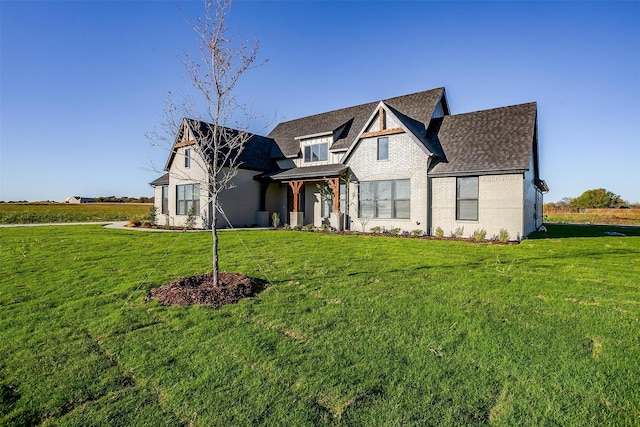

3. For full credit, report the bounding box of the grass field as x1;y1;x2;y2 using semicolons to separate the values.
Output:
544;209;640;226
0;203;153;224
1;225;638;425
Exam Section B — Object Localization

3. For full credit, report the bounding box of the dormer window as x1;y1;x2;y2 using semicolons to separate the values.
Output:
304;143;328;163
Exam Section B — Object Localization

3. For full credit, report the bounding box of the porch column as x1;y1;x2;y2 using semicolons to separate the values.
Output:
288;180;304;227
326;177;343;231
288;181;303;212
327;177;340;213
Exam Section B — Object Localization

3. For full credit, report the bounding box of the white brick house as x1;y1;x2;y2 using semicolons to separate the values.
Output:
150;87;548;239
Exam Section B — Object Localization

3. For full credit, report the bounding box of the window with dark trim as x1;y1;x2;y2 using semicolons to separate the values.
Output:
161;186;169;214
304;143;328;162
184;148;191;168
359;179;410;219
456;177;478;221
176;183;200;215
377;137;389;161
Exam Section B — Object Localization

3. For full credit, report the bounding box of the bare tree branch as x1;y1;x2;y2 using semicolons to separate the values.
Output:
147;0;265;286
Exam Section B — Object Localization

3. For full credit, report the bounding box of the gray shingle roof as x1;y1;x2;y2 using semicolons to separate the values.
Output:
162;92;540;183
268;88;444;158
166;119;280;172
268;164;348;181
429;102;537;176
387;104;446;159
149;173;169;186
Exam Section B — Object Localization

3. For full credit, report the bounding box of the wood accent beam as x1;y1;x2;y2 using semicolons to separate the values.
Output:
174;140;196;148
379;106;385;131
288;180;304;212
360;128;404;139
327;177;340;213
282;174;345;185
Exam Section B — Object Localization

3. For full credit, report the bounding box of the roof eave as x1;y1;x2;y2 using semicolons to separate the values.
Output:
429;168;529;178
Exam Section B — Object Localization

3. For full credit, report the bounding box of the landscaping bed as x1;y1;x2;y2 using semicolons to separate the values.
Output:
149;272;266;306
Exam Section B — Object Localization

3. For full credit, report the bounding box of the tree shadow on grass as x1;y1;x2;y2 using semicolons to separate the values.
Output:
528;224;640;239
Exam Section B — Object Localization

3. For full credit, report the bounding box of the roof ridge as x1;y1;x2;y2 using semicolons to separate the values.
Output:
275;87;444;125
447;101;536;118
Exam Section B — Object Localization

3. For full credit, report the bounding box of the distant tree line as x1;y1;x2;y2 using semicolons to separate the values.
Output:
545;188;639;211
1;197;153;204
92;196;153;203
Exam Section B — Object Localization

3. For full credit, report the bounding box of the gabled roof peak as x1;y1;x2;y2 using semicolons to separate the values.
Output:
268;87;445;157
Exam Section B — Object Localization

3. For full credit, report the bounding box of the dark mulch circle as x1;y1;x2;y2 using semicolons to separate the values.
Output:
149;272;266;307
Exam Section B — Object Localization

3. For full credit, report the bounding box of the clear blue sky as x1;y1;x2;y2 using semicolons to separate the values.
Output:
1;1;639;203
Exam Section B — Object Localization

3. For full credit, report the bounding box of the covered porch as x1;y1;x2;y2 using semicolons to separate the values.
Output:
258;164;350;230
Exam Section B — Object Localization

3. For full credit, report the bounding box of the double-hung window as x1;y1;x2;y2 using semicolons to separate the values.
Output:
176;183;200;215
304;143;328;162
456;177;478;221
359;179;410;219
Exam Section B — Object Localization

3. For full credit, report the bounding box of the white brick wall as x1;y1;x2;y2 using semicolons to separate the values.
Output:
346;132;431;233
430;174;526;240
523;154;542;235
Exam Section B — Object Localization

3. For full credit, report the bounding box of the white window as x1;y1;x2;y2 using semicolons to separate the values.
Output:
456;177;478;221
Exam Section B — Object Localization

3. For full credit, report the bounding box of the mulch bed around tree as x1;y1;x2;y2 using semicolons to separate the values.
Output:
149;272;266;307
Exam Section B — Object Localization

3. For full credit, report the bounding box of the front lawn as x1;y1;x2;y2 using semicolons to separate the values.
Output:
1;226;638;425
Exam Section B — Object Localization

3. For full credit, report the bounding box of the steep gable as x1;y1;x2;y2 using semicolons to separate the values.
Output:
429;102;538;176
165;119;279;172
342;101;438;162
267;88;445;158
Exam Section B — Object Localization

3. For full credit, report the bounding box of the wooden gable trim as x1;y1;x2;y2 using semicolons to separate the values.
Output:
342;100;433;163
174;140;196;149
360;128;405;138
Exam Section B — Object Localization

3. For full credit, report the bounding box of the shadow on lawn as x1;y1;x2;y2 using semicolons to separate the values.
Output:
528;223;640;239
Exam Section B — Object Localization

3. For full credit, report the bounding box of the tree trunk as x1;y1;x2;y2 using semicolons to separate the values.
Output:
211;191;219;287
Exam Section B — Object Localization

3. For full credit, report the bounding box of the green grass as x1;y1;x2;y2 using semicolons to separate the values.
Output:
544;210;640;226
1;226;639;425
0;203;153;224
529;223;640;238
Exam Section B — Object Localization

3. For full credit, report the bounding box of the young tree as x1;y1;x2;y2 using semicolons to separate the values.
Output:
155;0;263;286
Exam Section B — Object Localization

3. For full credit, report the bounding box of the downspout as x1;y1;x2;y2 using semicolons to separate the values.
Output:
426;156;433;236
